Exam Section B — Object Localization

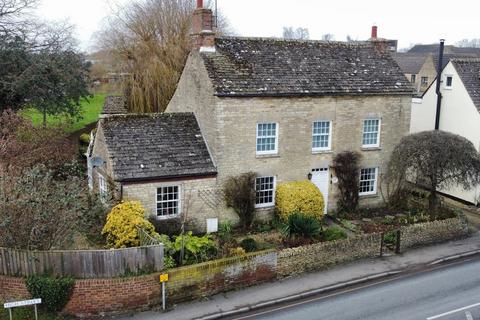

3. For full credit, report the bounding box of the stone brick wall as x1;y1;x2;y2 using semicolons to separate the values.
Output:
167;250;277;303
277;233;382;278
166;52;412;216
122;176;229;233
400;216;469;252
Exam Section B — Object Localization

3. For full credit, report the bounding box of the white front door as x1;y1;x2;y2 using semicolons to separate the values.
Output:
311;168;329;214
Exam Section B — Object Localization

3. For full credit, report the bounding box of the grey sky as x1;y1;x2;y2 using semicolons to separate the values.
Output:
37;0;480;52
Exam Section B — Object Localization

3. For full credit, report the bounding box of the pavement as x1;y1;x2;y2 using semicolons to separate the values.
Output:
116;231;480;320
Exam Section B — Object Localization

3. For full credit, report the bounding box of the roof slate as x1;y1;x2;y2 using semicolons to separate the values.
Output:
101;113;216;182
102;96;128;115
452;59;480;112
393;53;427;74
201;37;413;97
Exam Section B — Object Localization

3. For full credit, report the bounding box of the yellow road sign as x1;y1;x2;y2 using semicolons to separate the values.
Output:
160;274;169;282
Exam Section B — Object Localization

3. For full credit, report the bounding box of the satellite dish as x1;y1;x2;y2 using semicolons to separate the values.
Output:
91;157;105;168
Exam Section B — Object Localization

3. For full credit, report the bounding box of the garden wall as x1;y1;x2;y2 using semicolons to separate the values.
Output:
0;250;277;317
400;216;469;252
277;233;382;278
167;250;277;303
0;245;164;278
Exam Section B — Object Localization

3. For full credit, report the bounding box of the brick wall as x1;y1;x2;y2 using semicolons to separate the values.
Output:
400;216;469;252
277;233;382;278
0;251;277;317
64;275;162;317
167;250;277;303
0;276;30;302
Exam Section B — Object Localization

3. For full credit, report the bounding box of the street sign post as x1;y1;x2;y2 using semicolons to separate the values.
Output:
160;273;169;310
4;299;42;320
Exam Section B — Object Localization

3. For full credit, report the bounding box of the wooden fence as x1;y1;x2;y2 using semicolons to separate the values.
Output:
0;245;164;279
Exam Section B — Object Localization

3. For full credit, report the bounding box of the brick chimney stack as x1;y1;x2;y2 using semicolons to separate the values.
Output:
371;25;378;39
191;0;215;51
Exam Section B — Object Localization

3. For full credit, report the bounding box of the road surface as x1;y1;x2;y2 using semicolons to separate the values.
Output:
229;257;480;320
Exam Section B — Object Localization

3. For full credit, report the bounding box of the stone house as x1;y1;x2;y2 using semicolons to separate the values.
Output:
394;45;480;94
89;2;413;232
410;58;480;204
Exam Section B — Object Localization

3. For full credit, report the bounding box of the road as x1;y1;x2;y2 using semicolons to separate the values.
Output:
229;257;480;320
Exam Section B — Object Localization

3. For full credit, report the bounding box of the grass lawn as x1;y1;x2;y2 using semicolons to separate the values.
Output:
21;94;106;133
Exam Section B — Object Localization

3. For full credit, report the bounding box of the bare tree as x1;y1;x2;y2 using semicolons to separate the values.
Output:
456;38;480;48
283;26;309;40
97;0;230;113
321;33;335;41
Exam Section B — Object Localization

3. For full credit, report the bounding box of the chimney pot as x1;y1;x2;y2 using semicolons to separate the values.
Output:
371;25;378;39
197;0;203;9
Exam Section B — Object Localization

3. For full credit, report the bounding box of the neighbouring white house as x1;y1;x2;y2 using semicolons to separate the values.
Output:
410;58;480;204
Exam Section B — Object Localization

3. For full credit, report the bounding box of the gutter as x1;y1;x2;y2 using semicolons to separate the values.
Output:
116;171;218;184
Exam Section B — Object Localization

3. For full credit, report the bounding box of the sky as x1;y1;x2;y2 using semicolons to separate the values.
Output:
37;0;480;52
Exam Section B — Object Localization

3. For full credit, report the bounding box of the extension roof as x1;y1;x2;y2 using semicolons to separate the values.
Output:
101;113;216;182
102;96;128;115
201;37;413;97
451;59;480;112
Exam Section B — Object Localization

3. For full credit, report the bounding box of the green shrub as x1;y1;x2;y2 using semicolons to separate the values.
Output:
154;234;176;269
25;275;75;312
79;133;90;145
218;220;234;242
275;181;324;222
282;212;321;239
384;231;396;246
173;231;218;265
240;238;258;252
323;227;348;241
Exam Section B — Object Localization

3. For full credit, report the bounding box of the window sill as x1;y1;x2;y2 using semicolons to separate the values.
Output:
255;205;275;210
154;214;181;220
256;153;280;159
312;150;333;155
359;193;378;199
361;147;381;151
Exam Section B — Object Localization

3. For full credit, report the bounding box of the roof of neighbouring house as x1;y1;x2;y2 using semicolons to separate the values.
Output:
451;59;480;112
102;96;128;115
200;37;413;97
100;113;217;182
393;53;427;74
408;44;480;55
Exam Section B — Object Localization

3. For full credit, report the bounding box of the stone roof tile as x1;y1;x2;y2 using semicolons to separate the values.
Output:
201;37;413;97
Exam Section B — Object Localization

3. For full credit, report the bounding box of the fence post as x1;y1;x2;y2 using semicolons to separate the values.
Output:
395;230;401;254
380;233;384;257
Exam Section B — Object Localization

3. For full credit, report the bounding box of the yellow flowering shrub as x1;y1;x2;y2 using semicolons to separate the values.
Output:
102;201;157;248
275;180;324;222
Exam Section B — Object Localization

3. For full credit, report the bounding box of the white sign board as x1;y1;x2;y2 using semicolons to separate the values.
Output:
4;298;41;308
206;218;218;233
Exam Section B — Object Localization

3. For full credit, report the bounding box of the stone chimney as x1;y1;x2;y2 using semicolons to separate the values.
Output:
191;0;215;52
371;25;378;39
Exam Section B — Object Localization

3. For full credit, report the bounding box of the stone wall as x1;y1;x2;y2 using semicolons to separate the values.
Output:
167;250;277;303
400;216;469;252
122;176;227;233
277;233;382;278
